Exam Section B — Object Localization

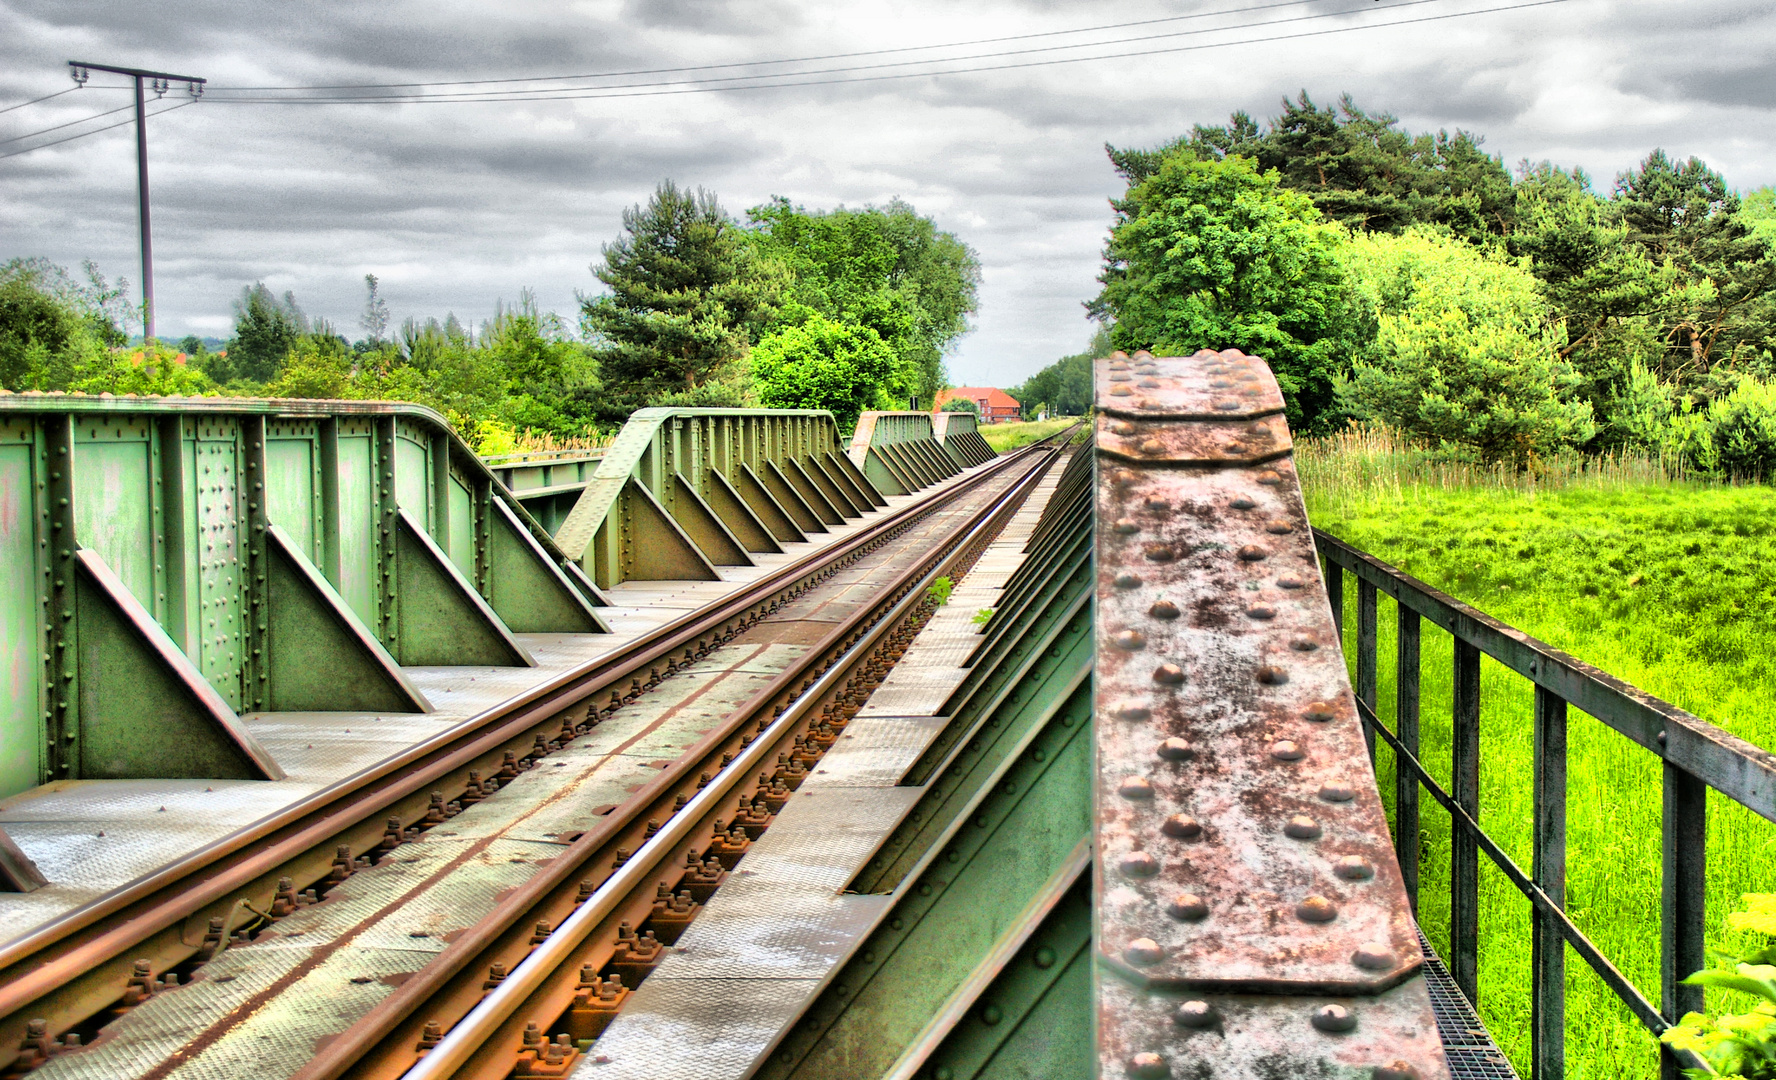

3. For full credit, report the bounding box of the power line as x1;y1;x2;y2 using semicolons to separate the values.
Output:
0;98;193;161
0;85;81;115
208;0;1360;93
201;0;1576;106
0;101;135;147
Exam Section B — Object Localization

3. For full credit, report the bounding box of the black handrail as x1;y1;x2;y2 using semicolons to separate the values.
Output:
1312;528;1771;1080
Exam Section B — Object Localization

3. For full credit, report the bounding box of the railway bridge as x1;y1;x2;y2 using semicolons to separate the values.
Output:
0;352;1765;1079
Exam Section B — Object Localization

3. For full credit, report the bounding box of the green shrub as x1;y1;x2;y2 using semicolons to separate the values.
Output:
1708;379;1776;481
926;576;953;606
1662;894;1776;1078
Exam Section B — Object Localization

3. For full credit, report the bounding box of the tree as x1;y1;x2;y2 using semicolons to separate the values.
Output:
751;313;898;428
746;197;980;402
0;258;131;390
1009;330;1105;418
359;273;390;346
941;396;980;416
581;181;780;416
1091;152;1349;430
222;283;308;384
1339;228;1595;462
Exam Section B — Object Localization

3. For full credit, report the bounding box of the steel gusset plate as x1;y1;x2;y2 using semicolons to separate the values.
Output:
1097;349;1287;420
1091;349;1448;1080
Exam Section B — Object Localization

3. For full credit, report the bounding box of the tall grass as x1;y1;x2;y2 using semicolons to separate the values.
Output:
979;416;1081;452
1301;431;1776;1079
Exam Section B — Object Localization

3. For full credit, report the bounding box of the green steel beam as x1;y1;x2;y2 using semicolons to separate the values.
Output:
736;462;807;544
762;460;828;536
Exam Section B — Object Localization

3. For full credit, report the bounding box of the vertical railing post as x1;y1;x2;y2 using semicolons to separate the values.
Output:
1662;757;1707;1080
1533;685;1568;1080
1452;638;1481;1005
1358;579;1378;763
1396;605;1421;911
1323;547;1344;643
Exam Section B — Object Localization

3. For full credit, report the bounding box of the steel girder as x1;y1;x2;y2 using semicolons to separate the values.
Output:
848;411;976;496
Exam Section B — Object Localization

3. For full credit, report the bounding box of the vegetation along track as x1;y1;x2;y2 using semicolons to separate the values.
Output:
3;425;1077;1080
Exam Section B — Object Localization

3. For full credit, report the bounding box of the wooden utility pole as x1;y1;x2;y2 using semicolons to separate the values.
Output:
67;62;205;342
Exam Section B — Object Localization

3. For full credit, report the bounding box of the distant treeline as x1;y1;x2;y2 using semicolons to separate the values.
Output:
0;186;981;447
1015;92;1776;475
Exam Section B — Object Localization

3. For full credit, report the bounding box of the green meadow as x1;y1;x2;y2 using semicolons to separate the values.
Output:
1300;433;1776;1079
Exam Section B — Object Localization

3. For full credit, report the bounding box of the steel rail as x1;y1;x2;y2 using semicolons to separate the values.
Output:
331;430;1075;1080
0;435;1055;1060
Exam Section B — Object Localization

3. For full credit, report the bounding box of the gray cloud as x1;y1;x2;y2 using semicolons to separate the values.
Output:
2;0;1773;383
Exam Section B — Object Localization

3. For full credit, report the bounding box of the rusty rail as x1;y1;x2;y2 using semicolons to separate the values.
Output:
1093;349;1448;1079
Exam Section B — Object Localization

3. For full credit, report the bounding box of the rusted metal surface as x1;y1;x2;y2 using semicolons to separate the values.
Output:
1095;349;1448;1078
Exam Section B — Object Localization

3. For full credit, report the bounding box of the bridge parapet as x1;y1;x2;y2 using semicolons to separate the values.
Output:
1093;350;1449;1079
929;409;996;467
0;394;604;801
551;408;889;589
848;410;969;495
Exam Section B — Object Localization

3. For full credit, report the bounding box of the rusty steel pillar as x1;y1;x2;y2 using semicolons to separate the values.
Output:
1092;349;1450;1080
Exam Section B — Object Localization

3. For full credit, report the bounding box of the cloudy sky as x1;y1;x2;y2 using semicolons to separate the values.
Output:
1;0;1772;387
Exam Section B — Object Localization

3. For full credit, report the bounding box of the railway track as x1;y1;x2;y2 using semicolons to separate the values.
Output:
4;425;1076;1080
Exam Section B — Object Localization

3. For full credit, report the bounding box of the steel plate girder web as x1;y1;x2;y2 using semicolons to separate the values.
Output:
763;459;828;535
736;462;807;544
1092;349;1448;1080
763;679;1095;1080
700;466;783;554
393;508;535;667
484;499;610;634
666;470;754;567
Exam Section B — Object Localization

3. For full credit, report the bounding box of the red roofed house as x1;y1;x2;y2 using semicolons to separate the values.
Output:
934;387;1021;423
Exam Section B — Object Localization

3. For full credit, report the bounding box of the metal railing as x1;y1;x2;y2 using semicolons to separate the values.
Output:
1315;529;1776;1080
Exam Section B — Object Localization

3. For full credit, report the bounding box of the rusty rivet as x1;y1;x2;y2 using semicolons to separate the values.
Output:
1139;439;1165;455
1126;1051;1171;1079
1149;599;1180;620
1311;1004;1357;1032
1277;575;1306;590
1167;893;1209;921
1222;441;1246;454
1144;496;1170;511
1270;739;1303;761
1246;422;1270;435
1156;737;1192;761
1352;942;1395;970
1119;776;1156;799
1144;544;1176;562
1114;573;1143;589
1175;1000;1217;1028
1119;851;1161;879
1138;378;1161;389
1110;372;1132;382
1162;814;1202;839
1284;814;1322;839
1114;630;1147;651
1374;1061;1422;1080
1132;350;1153;360
1110;420;1136;435
1256;470;1283;485
1152;663;1186;686
1109;385;1134;396
1336;855;1375;880
1258;666;1290;686
1111;469;1139;488
1266;520;1294;534
1213;400;1240;411
1304;701;1336;721
1229;497;1256;510
1319;782;1356;802
1112;700;1152;721
1237;544;1268;562
1245;604;1276;620
1113;519;1140;535
1296;896;1339;923
1209;379;1232;389
1123;939;1165;966
1291;638;1319;652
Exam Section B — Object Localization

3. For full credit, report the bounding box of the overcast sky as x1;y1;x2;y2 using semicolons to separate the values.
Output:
1;0;1772;387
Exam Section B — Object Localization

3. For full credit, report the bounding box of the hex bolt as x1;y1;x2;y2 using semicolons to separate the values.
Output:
1311;1004;1357;1033
1118;852;1160;879
1151;664;1186;686
1148;600;1180;620
1269;740;1304;761
1126;1052;1171;1079
1167;893;1209;921
1296;896;1339;923
1352;942;1395;970
1284;814;1322;840
1318;782;1357;803
1155;737;1192;761
1335;855;1375;881
1122;938;1164;966
1161;814;1201;839
1174;1000;1217;1029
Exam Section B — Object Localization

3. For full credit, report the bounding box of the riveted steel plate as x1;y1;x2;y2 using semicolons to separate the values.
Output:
1096;350;1287;420
0;779;316;826
1098;970;1452;1080
1097;411;1292;467
1093;351;1424;996
578;978;822;1080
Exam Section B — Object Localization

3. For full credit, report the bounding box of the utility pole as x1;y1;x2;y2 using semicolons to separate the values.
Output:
67;61;205;343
